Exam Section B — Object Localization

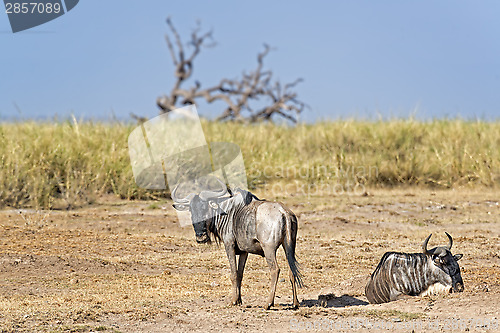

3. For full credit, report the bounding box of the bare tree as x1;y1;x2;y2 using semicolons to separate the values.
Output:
156;18;306;123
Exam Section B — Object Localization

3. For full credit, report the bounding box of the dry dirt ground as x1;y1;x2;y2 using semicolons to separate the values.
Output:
1;188;499;332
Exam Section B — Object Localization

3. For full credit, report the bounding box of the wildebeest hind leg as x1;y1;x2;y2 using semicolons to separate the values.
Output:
289;269;299;309
235;252;248;305
263;247;280;310
283;246;299;309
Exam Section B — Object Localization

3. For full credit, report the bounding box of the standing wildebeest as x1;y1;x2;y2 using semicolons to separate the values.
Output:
365;233;464;304
172;178;303;310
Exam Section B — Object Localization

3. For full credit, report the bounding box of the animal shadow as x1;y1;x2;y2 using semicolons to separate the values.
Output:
301;293;368;308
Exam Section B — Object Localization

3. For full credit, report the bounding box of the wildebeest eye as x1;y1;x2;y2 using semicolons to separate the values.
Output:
433;256;446;265
172;203;189;211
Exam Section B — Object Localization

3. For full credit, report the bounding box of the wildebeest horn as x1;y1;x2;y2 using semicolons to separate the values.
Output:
171;183;195;204
445;232;453;250
422;234;432;255
199;177;228;201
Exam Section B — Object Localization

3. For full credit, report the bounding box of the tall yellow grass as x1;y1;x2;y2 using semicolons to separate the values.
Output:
0;119;498;209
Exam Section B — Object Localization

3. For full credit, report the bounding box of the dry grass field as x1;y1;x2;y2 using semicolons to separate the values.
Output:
1;187;499;332
1;120;499;209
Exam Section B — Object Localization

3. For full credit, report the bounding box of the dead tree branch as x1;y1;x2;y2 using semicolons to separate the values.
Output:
157;19;306;123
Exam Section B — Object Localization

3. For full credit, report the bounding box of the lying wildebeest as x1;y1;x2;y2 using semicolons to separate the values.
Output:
365;232;464;304
172;178;303;310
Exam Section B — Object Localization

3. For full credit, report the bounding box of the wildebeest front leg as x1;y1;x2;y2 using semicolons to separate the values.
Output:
235;252;248;305
263;247;280;310
225;245;240;305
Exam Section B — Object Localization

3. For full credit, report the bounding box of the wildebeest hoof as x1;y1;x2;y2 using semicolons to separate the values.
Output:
264;303;273;310
231;298;242;306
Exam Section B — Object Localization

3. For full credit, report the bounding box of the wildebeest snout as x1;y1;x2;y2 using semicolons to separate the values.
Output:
453;281;464;292
451;269;464;293
196;233;210;243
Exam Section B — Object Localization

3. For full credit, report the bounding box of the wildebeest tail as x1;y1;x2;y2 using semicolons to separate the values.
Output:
283;211;304;288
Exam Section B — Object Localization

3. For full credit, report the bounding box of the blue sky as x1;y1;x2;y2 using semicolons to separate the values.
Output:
1;1;499;122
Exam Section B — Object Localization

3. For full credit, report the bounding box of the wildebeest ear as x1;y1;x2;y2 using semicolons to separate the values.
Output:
172;203;189;211
454;254;463;261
